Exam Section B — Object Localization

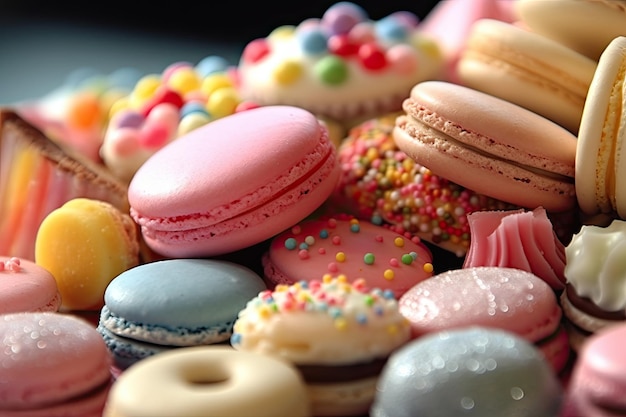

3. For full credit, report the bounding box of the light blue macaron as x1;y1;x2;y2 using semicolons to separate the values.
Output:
371;326;563;417
97;258;266;369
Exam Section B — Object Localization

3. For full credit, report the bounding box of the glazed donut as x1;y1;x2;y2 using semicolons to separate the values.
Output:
103;346;311;417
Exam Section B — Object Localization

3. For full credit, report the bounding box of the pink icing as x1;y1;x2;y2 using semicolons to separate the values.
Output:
463;207;567;291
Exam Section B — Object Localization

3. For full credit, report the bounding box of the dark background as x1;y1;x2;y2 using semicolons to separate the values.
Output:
0;1;442;104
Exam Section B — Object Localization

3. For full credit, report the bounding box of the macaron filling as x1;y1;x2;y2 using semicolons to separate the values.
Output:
297;357;389;384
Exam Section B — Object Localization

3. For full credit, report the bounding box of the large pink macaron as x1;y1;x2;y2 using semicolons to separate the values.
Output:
129;105;340;258
0;256;61;313
262;215;434;297
398;266;570;374
0;312;113;417
394;81;578;212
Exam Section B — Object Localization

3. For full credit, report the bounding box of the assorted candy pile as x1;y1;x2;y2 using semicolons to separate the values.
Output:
2;0;626;416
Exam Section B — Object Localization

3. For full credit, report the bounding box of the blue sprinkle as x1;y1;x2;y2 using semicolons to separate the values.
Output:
356;313;368;325
298;28;328;55
382;289;395;300
196;55;231;78
371;214;383;225
319;229;329;239
350;224;360;233
180;102;209;118
299;242;309;250
375;16;409;43
329;307;342;318
284;237;298;250
230;333;242;345
374;306;384;316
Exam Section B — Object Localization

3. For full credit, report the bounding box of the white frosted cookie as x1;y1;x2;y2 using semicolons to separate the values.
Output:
237;2;443;129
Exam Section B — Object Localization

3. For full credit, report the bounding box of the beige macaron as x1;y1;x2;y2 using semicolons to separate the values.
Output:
457;18;597;133
575;36;626;220
515;0;626;61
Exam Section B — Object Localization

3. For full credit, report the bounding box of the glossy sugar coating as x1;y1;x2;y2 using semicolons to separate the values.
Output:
263;215;434;298
0;256;61;313
371;327;563;417
0;312;112;415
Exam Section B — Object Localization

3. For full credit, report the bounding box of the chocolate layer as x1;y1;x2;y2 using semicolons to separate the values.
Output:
297;357;388;383
565;284;625;321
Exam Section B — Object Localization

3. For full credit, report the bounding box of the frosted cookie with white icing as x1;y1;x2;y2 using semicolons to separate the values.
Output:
230;276;410;417
236;2;443;130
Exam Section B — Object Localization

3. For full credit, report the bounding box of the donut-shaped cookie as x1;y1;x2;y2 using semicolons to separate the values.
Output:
103;346;311;417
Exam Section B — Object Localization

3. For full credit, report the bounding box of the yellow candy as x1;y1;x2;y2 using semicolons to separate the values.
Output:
167;67;201;96
129;74;161;109
178;112;211;136
35;198;140;311
268;25;296;40
200;74;233;97
274;61;302;85
206;87;240;119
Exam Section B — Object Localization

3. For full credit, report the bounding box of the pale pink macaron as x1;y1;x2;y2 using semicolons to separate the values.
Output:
129;105;340;258
0;312;113;417
0;256;61;313
398;266;571;375
262;214;435;297
394;80;578;212
562;322;626;417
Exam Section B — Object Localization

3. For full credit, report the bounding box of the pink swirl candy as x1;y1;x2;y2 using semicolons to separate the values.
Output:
463;207;566;291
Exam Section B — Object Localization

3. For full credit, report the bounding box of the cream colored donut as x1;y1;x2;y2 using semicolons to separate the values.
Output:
103;346;311;417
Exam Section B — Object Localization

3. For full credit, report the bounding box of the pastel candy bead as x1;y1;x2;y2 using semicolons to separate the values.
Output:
196;55;231;78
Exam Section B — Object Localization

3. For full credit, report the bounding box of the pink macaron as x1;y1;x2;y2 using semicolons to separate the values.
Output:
0;312;113;417
562;322;626;417
393;80;578;212
0;256;61;313
128;105;340;258
398;266;570;375
262;214;435;297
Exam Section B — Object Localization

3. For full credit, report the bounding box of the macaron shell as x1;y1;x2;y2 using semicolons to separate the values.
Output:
394;81;577;211
0;312;112;409
575;36;626;217
399;266;562;343
102;259;267;335
457;18;596;133
0;257;61;313
515;0;626;61
129;105;340;257
263;216;434;297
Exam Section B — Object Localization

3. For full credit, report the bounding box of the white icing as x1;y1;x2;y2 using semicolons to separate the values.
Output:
564;219;626;311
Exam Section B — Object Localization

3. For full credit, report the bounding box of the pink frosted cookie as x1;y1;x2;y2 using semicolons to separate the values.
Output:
237;2;443;128
331;111;518;258
129;105;340;258
0;312;113;417
398;266;570;375
101;56;259;184
262;215;434;297
463;207;567;292
0;256;61;313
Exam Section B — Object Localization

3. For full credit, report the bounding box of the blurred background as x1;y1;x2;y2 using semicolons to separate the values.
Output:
0;0;441;104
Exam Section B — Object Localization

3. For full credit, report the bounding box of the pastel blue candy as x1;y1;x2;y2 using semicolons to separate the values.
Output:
196;55;231;78
103;258;265;329
98;259;266;369
371;327;563;417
